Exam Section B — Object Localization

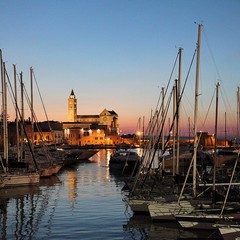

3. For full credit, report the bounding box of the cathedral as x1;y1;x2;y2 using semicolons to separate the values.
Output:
63;90;121;146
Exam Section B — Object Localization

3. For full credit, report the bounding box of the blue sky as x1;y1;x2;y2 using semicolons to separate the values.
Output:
1;0;240;136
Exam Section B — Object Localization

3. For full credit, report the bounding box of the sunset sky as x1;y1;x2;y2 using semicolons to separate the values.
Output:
1;0;239;137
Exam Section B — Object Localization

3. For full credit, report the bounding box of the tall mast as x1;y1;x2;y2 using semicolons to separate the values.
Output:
213;82;220;204
237;86;240;147
188;116;191;144
172;82;176;175
224;112;227;147
30;67;34;147
13;64;20;162
161;87;165;172
0;49;7;173
3;62;8;166
193;24;202;197
176;47;182;175
20;72;24;161
142;115;145;145
1;50;8;170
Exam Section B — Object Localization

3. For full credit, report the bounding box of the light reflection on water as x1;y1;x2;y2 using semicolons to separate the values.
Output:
0;149;222;239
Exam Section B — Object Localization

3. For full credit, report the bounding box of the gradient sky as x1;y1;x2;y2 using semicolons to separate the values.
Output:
1;0;240;137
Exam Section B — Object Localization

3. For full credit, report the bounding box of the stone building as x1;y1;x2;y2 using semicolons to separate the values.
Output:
7;120;64;146
63;90;121;146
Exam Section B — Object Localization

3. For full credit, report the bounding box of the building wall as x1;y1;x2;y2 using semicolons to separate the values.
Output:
99;109;119;135
64;127;107;146
80;129;106;145
77;116;99;123
63;124;123;146
104;135;122;145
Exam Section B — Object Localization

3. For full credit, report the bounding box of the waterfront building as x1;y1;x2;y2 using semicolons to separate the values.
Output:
63;90;121;146
7;120;64;146
33;121;64;145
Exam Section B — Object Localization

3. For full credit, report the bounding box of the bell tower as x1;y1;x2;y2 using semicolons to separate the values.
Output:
68;89;77;122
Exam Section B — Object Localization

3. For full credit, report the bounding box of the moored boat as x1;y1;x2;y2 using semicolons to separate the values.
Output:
217;223;240;240
176;209;240;230
39;163;62;177
2;172;40;188
61;149;98;166
109;149;140;174
0;50;40;188
124;198;153;215
0;176;6;189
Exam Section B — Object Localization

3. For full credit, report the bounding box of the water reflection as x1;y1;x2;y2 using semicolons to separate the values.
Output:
0;176;61;240
89;148;114;182
67;169;78;205
90;148;113;165
0;150;223;239
123;214;222;239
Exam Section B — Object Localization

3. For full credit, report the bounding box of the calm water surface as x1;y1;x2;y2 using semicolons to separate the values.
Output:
0;149;222;239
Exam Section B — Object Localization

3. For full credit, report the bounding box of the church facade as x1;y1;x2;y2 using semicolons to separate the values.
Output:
63;90;121;146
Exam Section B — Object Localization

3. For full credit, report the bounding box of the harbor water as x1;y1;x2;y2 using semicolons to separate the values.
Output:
0;149;222;239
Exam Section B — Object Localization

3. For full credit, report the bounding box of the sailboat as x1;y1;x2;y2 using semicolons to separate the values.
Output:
218;223;240;240
125;28;203;217
0;50;40;188
147;24;214;222
174;83;240;230
27;67;62;177
126;24;240;224
124;45;194;216
147;24;240;226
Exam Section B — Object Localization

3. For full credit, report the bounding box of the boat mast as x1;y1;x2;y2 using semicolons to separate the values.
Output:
176;47;182;175
3;62;8;169
20;72;24;161
1;50;8;172
142;115;145;146
213;82;220;204
13;64;20;162
224;112;227;147
172;82;176;175
193;24;202;197
161;87;165;172
188;117;191;144
237;86;240;147
30;67;34;148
